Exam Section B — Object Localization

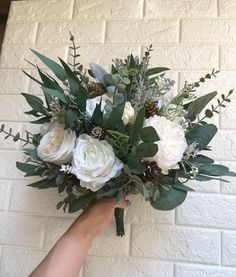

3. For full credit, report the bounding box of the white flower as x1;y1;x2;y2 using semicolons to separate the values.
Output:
144;115;188;174
71;134;123;191
37;122;76;165
86;95;108;117
122;102;135;125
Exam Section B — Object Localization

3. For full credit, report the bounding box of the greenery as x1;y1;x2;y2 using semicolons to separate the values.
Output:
1;34;235;236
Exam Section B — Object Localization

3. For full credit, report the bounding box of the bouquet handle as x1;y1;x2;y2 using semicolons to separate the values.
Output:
114;208;125;237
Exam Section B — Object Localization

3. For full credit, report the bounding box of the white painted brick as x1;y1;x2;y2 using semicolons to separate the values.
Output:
179;71;236;99
37;21;105;44
9;180;68;216
0;45;67;69
0;95;33;122
0;69;28;95
0;212;45;247
131;224;220;264
106;20;178;44
145;0;217;18
148;45;218;70
222;231;236;266
219;0;236;18
206;130;236;161
221;162;236;195
181;20;236;43
187;179;220;193
125;195;174;224
70;45;140;70
3;22;37;45
175;264;236;277
74;0;143;19
84;256;173;277
220;46;236;70
0;122;23;150
8;0;74;21
220;99;236;129
89;223;129;257
0;150;25;180
0;180;13;211
0;247;47;277
177;193;236;229
44;217;75;249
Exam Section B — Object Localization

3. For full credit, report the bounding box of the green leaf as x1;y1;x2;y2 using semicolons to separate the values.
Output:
22;70;43;86
28;178;57;189
140;126;160;143
151;184;187;211
172;182;194;192
76;86;88;112
199;164;236;177
127;157;144;174
145;67;169;77
16;162;45;177
186;124;217;150
30;49;67;81
189;154;214;164
187;91;217;118
105;96;125;129
205;109;214;118
132;175;150;199
135;142;158;158
30;116;52;124
90;63;108;85
130;107;145;146
91;101;103;126
21;93;47;115
65;109;78;129
13;132;20;142
196;174;229;182
42;87;68;103
68;193;96;213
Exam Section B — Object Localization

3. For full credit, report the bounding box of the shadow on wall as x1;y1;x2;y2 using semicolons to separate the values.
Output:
0;0;11;52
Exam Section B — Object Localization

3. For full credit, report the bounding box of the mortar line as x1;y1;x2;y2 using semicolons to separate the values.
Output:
142;0;146;19
70;0;76;20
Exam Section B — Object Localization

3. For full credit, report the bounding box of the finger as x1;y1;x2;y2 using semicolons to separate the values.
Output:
115;200;131;209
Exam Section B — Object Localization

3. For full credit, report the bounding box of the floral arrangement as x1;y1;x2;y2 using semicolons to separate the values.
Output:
1;35;236;236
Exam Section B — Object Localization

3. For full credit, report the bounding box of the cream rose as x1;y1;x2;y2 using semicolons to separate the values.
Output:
144;115;187;174
122;101;135;125
71;134;123;191
37;122;76;165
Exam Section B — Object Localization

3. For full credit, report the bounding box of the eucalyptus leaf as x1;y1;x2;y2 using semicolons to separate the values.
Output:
187;91;217;118
31;49;67;81
90;63;107;85
186;124;217;150
145;67;169;77
140;126;160;143
130;107;145;146
65;109;78;129
151;184;187;211
68;193;96;213
42;87;67;103
135;143;158;158
199;164;236;177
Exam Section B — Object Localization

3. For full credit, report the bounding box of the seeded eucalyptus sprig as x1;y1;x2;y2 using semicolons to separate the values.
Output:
0;124;35;146
198;89;234;123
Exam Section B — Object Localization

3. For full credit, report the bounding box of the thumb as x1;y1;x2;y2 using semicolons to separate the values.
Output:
115;200;131;209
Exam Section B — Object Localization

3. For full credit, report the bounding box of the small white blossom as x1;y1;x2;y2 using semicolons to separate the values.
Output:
122;102;135;125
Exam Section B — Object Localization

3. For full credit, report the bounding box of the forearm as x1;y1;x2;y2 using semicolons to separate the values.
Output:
30;217;95;277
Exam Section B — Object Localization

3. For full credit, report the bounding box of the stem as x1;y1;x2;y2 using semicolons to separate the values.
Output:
0;130;34;145
114;208;125;237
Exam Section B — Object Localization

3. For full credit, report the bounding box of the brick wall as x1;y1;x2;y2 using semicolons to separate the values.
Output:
0;0;236;276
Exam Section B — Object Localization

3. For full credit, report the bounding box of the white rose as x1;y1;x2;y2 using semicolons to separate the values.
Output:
144;115;187;174
37;122;76;165
71;134;123;191
122;102;135;125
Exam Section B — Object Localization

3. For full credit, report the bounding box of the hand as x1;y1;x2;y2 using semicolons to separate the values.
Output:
66;198;129;239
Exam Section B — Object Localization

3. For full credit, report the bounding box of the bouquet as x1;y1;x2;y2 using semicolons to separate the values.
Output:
1;35;236;236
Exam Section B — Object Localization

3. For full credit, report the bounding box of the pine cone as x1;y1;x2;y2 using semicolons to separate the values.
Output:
89;82;105;96
145;101;159;118
91;126;107;140
140;160;162;182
